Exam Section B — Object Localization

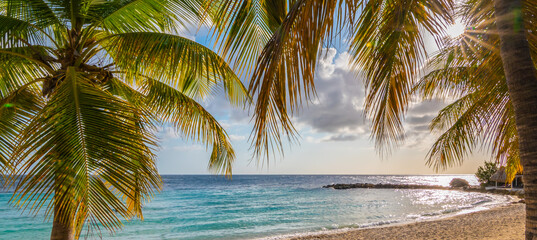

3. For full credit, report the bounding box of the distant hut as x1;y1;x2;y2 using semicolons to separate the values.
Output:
489;167;524;188
490;167;507;187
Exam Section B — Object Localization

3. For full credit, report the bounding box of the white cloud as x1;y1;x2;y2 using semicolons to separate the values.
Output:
401;100;448;150
157;126;181;140
293;48;367;142
172;145;204;151
229;134;246;141
294;48;448;148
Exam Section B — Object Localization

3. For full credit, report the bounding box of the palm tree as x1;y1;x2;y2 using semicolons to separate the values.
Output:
203;0;537;238
0;0;247;239
414;7;522;180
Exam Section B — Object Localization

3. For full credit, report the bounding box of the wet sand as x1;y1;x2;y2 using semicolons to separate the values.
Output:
288;203;525;240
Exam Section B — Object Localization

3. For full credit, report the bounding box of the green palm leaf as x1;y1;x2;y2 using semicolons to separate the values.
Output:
141;77;235;175
0;46;51;95
105;76;236;175
3;0;61;27
206;0;286;78
102;32;247;105
0;88;42;173
87;0;183;33
246;0;342;160
11;67;160;236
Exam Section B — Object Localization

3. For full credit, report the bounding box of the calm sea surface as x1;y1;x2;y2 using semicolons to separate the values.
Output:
0;175;511;239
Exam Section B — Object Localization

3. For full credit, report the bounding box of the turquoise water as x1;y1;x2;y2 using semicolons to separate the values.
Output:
0;175;510;239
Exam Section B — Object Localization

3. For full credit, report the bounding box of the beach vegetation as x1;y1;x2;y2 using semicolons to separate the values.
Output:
475;161;499;186
0;0;247;239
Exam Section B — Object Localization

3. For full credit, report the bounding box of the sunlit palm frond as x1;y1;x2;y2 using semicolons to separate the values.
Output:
0;88;42;173
490;99;519;183
414;20;520;174
350;0;454;153
87;0;192;33
101;32;248;105
245;0;343;160
0;14;53;47
205;0;286;79
416;32;502;98
425;88;506;170
10;67;161;236
460;0;494;27
2;0;62;27
143;78;235;175
0;47;51;96
106;77;236;175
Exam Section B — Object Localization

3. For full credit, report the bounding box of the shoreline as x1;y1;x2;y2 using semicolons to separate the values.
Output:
281;202;524;240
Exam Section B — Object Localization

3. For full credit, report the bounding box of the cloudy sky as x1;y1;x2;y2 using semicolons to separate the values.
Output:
154;23;487;175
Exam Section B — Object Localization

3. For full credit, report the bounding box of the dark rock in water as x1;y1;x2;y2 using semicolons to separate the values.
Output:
322;183;450;190
323;182;525;199
449;178;470;188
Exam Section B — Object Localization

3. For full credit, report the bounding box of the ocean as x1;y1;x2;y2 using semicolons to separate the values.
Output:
0;175;512;239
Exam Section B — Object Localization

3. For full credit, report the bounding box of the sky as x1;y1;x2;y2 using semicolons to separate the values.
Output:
154;18;487;175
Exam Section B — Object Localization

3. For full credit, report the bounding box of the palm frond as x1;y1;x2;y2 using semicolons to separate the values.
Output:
3;0;62;27
143;78;235;175
10;67;161;236
101;32;248;105
350;0;454;153
412;15;519;171
206;0;286;79
0;15;51;47
0;46;55;74
106;76;236;175
88;0;198;33
246;0;342;160
0;87;42;173
0;46;50;95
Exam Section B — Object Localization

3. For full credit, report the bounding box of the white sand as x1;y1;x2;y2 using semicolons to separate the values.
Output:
288;203;525;240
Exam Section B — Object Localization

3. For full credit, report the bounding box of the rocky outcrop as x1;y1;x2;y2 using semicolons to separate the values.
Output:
322;183;450;190
323;182;525;198
449;178;470;188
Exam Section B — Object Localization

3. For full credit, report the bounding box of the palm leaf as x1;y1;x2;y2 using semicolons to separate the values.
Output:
349;0;454;153
246;0;343;160
0;88;42;173
10;67;160;236
415;19;519;173
101;32;248;105
141;77;235;175
2;0;62;27
0;46;51;96
87;0;195;33
206;0;286;78
106;77;236;175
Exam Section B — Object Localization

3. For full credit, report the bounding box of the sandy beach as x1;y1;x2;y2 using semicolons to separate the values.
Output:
289;203;525;240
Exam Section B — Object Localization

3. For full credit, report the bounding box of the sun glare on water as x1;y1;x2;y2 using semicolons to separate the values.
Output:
447;19;466;38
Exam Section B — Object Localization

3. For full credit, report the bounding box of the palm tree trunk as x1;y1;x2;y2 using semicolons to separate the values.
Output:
51;216;74;240
50;190;75;240
494;0;537;239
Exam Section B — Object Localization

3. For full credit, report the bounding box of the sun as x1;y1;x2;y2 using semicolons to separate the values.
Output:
447;19;466;38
